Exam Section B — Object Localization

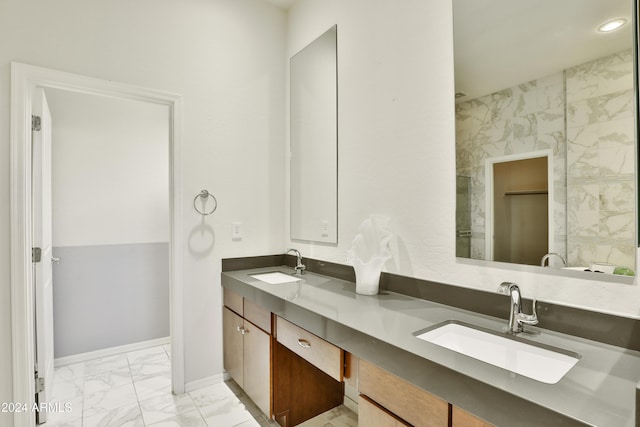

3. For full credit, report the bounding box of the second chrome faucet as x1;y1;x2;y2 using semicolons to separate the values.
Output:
286;248;306;275
497;282;538;333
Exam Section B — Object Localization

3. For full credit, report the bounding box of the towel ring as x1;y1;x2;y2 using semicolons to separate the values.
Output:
194;190;217;215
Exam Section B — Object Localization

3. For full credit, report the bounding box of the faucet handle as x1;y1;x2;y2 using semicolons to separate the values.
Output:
531;298;538;317
517;299;539;325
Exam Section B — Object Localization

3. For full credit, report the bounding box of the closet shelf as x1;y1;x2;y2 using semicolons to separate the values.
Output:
503;189;548;196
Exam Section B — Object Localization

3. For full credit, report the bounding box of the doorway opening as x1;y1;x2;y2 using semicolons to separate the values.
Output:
45;87;170;362
10;63;184;427
485;150;554;265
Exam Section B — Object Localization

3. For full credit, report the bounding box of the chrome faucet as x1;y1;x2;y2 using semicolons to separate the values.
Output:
286;248;306;275
497;282;538;333
540;252;567;267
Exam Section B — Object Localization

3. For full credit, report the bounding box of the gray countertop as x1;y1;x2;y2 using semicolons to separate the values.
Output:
222;266;640;427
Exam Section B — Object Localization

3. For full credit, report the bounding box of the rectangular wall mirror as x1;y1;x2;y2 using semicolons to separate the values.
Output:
290;25;338;244
454;0;637;281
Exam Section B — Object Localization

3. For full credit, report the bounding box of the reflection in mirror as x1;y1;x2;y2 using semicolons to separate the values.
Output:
456;175;472;258
492;155;549;265
454;0;636;278
290;25;338;243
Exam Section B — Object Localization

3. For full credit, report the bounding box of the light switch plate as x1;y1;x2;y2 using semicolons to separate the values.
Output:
232;222;243;240
321;220;329;237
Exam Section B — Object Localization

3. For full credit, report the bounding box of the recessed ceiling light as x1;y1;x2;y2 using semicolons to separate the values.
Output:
597;18;627;33
455;92;468;99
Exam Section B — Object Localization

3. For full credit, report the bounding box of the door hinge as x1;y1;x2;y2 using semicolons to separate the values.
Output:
35;376;45;394
32;115;41;131
32;247;42;263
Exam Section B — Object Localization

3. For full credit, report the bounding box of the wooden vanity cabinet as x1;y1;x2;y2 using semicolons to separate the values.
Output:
358;358;495;427
273;316;345;427
222;308;245;386
223;289;272;417
358;395;410;427
276;316;343;381
224;285;497;427
223;290;346;425
451;406;494;427
359;359;448;427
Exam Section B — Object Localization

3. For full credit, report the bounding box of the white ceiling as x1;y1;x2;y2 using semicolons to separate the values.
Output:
262;0;633;101
454;0;634;101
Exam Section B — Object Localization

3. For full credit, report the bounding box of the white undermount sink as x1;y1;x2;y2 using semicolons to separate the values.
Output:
250;271;300;284
414;321;580;384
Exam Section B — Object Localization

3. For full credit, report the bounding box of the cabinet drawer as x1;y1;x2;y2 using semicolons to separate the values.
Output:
359;359;448;427
276;316;343;381
452;406;494;427
358;395;410;427
244;298;272;334
223;288;243;315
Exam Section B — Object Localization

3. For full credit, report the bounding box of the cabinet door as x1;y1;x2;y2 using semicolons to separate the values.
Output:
223;307;244;387
358;395;410;427
273;341;344;427
452;406;494;427
243;320;272;417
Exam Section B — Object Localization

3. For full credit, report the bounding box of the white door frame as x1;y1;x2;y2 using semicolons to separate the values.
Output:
484;149;555;261
10;62;185;427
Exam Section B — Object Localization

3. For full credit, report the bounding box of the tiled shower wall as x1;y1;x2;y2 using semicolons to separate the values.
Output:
456;49;634;269
565;49;635;270
455;71;567;262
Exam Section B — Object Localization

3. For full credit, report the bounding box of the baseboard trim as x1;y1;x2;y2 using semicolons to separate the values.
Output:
343;395;358;415
54;336;170;367
185;373;227;393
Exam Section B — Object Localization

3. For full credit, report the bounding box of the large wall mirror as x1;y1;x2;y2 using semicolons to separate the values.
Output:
290;25;338;243
454;0;637;280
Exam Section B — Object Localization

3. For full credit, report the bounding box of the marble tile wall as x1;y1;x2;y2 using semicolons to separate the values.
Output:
565;49;635;269
455;49;635;270
456;72;567;262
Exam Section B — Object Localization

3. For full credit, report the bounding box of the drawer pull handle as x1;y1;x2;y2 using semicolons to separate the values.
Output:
237;326;247;335
297;339;311;349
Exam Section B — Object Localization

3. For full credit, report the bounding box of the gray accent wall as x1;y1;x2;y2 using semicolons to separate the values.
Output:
52;242;169;358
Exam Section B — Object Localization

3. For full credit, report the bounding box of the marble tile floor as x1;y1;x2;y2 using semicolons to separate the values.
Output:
47;345;356;427
295;405;357;427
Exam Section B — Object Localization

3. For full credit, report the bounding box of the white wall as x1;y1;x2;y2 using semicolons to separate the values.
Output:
0;0;286;417
46;88;169;247
285;0;640;320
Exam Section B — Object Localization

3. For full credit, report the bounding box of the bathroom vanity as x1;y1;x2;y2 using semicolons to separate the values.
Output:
221;259;640;426
223;286;344;426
